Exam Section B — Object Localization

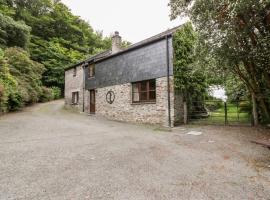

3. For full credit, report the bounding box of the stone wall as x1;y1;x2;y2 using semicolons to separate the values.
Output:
87;76;176;127
64;65;84;112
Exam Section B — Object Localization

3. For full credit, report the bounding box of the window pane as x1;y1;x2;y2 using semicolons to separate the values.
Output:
149;80;155;90
133;92;139;102
140;81;147;91
140;92;147;101
149;91;156;100
132;83;139;93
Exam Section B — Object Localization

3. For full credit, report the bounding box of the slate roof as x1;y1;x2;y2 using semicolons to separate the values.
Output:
65;24;182;71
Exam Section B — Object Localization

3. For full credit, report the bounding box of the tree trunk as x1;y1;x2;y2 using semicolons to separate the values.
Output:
252;93;259;126
264;72;270;91
243;62;270;121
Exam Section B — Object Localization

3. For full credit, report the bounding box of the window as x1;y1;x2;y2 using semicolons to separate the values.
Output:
73;67;77;77
132;79;156;103
72;92;79;104
89;64;95;78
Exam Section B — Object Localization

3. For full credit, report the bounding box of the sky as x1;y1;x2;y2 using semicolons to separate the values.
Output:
61;0;188;43
209;86;227;101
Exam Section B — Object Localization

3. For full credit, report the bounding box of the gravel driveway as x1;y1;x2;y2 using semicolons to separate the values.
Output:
0;100;270;200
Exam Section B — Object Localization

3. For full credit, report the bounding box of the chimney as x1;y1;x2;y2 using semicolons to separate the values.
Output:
111;31;122;54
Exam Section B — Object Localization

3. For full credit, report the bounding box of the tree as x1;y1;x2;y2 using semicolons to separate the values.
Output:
173;22;208;101
0;13;31;49
170;0;270;123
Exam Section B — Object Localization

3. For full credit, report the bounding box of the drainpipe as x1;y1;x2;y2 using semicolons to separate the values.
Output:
166;35;172;127
82;62;86;112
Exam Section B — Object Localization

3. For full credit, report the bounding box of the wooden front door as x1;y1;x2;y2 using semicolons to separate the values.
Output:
90;90;95;114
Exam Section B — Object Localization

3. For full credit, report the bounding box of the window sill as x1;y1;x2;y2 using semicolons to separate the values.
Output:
88;77;95;80
131;101;156;105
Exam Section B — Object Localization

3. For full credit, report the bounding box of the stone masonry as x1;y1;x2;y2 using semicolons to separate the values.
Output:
64;65;84;112
88;76;177;127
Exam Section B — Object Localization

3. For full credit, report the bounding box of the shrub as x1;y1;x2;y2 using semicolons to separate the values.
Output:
239;101;252;113
205;100;223;111
51;86;61;99
39;86;54;102
7;90;22;111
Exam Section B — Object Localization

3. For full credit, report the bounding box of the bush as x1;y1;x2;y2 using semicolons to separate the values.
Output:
239;101;251;113
39;86;54;103
51;86;61;99
205;100;223;111
7;91;22;111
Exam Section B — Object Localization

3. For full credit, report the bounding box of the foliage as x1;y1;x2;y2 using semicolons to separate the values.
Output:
0;47;61;112
5;47;45;104
170;0;270;123
173;22;208;101
7;90;22;111
0;48;21;112
51;86;61;99
39;86;54;102
224;73;249;101
205;100;223;111
0;13;31;49
0;0;115;92
0;0;121;113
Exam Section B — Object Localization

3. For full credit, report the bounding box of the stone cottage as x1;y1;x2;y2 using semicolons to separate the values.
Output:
64;26;184;127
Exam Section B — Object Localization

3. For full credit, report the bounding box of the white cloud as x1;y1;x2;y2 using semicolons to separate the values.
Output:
61;0;188;43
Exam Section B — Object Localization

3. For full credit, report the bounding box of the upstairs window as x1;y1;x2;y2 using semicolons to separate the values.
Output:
73;67;77;77
89;64;95;78
72;92;79;104
132;79;156;103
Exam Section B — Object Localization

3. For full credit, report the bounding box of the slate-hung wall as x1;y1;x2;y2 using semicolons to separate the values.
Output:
85;38;173;90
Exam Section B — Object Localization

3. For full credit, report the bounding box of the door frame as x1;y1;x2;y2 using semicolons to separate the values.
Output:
89;89;96;114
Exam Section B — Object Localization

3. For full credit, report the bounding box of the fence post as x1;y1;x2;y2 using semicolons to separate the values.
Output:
184;101;188;124
224;102;228;125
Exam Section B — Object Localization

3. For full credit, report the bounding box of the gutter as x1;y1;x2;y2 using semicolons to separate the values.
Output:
166;35;172;128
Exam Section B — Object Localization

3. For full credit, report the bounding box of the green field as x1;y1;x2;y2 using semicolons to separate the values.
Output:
189;102;251;125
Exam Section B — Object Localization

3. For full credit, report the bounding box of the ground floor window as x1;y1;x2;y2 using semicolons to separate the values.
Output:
72;92;79;104
132;79;156;103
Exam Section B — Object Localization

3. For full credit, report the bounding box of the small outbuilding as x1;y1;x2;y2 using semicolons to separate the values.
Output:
64;26;184;127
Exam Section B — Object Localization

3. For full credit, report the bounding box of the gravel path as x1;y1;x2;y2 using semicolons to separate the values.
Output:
0;100;270;200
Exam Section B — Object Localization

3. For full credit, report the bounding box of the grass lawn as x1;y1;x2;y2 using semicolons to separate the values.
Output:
190;102;251;125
